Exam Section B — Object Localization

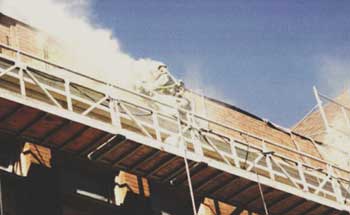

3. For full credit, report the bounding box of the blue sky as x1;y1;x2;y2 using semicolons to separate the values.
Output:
90;1;350;127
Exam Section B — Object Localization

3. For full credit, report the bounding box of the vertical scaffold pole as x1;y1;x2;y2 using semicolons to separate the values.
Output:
177;109;197;215
313;86;330;133
184;152;197;215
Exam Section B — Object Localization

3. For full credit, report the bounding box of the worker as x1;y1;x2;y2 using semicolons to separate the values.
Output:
150;65;177;95
136;64;185;97
135;64;191;116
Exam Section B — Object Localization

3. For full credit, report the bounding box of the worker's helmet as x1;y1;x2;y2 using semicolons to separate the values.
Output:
157;64;167;70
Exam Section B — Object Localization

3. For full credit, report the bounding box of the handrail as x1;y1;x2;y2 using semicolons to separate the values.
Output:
194;114;336;169
319;92;350;113
1;42;350;180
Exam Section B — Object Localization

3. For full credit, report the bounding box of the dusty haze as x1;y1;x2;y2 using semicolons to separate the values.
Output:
0;0;164;89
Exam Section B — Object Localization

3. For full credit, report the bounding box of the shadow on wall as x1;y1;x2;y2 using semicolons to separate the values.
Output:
0;133;23;168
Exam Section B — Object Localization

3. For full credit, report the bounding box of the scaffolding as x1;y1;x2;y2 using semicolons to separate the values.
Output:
0;42;350;214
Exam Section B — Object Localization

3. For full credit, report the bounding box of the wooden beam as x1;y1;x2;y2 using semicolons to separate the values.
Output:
197;203;216;215
162;161;197;184
195;171;224;192
172;163;207;186
197;198;237;215
57;126;89;150
129;150;160;172
277;199;306;214
231;207;244;215
146;156;177;178
116;144;145;165
89;134;126;161
225;181;256;202
114;171;128;206
14;143;51;177
320;208;336;215
0;105;21;122
204;175;238;197
211;176;240;197
299;204;321;215
41;120;71;145
227;188;275;215
266;193;291;209
243;187;274;206
111;143;142;167
115;171;151;198
213;200;221;215
18;112;47;134
76;132;112;156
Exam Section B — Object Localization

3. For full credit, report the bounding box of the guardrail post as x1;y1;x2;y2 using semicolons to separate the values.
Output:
189;113;204;160
15;51;21;62
64;80;73;111
176;109;185;152
192;129;204;161
230;139;240;167
109;98;121;130
332;178;343;203
18;68;26;96
152;110;162;142
297;161;309;192
263;142;275;180
329;165;344;203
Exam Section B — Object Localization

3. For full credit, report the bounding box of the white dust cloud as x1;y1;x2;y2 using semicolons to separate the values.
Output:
314;56;350;168
317;56;350;95
0;0;163;88
319;113;350;168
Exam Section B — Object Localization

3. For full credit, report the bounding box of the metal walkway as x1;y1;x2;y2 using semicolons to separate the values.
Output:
0;43;349;214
